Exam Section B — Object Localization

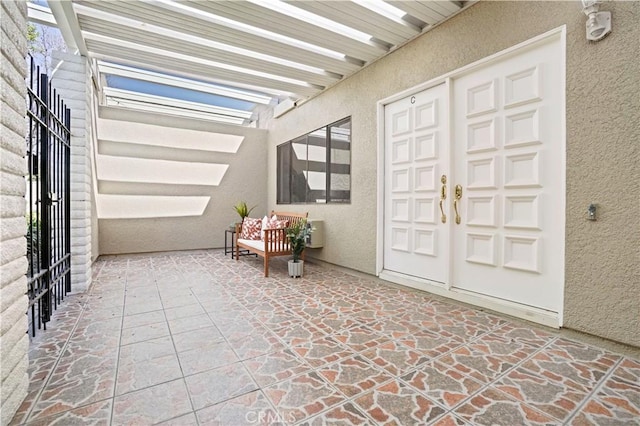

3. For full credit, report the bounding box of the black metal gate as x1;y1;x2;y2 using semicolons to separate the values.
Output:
26;56;72;337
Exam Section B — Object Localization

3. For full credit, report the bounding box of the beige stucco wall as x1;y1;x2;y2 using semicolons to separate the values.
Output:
266;1;640;347
98;107;268;255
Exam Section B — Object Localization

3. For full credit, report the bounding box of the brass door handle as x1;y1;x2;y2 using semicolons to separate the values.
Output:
454;184;463;224
439;175;447;224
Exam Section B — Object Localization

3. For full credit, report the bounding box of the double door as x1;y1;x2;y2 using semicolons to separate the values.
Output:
383;35;564;313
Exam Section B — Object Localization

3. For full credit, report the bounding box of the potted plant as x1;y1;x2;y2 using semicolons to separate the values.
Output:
286;218;313;278
232;201;255;229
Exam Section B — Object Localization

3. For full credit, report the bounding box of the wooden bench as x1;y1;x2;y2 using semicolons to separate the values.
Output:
235;211;308;277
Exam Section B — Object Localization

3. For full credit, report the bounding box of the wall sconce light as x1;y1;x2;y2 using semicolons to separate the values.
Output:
581;0;611;42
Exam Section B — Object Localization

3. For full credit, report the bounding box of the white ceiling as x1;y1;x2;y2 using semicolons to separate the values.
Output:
41;0;466;123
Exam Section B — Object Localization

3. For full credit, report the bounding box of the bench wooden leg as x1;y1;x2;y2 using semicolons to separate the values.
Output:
264;255;269;277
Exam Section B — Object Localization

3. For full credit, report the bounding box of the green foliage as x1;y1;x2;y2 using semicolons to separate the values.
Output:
286;219;313;263
27;23;38;46
233;201;256;219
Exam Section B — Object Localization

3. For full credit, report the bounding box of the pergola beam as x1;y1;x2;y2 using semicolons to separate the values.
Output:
103;87;250;125
48;0;88;55
27;3;57;27
98;62;273;105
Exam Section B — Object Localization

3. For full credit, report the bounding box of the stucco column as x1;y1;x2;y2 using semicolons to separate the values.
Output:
50;51;93;293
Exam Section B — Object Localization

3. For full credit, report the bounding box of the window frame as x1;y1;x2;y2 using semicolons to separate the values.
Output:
277;117;351;205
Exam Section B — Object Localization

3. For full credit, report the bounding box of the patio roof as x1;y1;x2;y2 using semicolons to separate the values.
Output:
36;1;467;124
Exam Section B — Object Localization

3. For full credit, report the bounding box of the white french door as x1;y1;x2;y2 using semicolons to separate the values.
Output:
383;83;449;284
382;32;565;315
450;36;564;311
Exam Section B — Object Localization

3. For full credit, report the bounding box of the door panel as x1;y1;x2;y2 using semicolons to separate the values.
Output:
451;37;564;312
383;35;563;315
384;83;449;284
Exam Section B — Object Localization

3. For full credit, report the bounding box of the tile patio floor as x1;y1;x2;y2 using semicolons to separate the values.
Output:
10;250;640;425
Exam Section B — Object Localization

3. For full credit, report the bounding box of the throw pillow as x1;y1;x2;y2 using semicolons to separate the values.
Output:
263;218;289;243
260;215;274;240
261;214;277;240
240;217;262;240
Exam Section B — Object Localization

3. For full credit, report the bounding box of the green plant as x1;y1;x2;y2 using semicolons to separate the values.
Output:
233;201;256;220
286;219;313;263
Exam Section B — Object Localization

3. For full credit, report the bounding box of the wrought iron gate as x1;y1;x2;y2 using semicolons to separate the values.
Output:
26;56;72;337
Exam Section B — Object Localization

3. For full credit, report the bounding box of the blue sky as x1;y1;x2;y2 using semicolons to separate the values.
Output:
107;76;258;111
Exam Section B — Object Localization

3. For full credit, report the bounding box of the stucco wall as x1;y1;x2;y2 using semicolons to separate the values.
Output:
98;107;268;255
562;2;639;348
0;1;29;423
266;1;640;346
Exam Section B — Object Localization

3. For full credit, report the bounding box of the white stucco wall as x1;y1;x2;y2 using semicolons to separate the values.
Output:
266;1;640;347
0;1;29;423
97;107;269;254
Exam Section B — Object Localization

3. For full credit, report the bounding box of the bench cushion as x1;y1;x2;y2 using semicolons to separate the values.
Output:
238;239;264;251
238;239;290;252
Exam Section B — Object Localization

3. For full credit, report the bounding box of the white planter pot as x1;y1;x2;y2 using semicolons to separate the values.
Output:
288;260;304;278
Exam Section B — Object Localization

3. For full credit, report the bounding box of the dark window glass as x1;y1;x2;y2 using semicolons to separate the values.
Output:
306;127;327;203
276;143;291;204
277;117;351;204
291;135;308;203
329;119;351;203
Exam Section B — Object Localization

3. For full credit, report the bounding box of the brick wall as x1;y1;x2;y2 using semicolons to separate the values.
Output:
0;1;30;424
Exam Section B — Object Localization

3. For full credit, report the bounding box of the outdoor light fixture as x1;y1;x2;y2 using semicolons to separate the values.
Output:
581;0;611;42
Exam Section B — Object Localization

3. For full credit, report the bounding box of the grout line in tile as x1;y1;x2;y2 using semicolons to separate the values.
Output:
21;396;115;426
109;257;133;426
190;255;285;425
22;286;121;423
466;335;592;425
18;250;640;426
561;355;625;426
150;256;200;423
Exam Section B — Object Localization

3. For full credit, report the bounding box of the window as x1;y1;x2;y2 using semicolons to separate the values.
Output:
277;117;351;204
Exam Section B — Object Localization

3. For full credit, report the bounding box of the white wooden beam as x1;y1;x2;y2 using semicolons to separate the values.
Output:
27;3;57;27
98;62;273;105
74;3;341;88
83;32;321;97
141;0;361;75
103;88;249;125
103;87;253;119
291;1;419;46
185;1;387;62
385;1;448;25
47;0;88;55
93;52;301;100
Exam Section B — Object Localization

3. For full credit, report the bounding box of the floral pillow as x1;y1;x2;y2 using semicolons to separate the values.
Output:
262;217;289;243
240;217;262;240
